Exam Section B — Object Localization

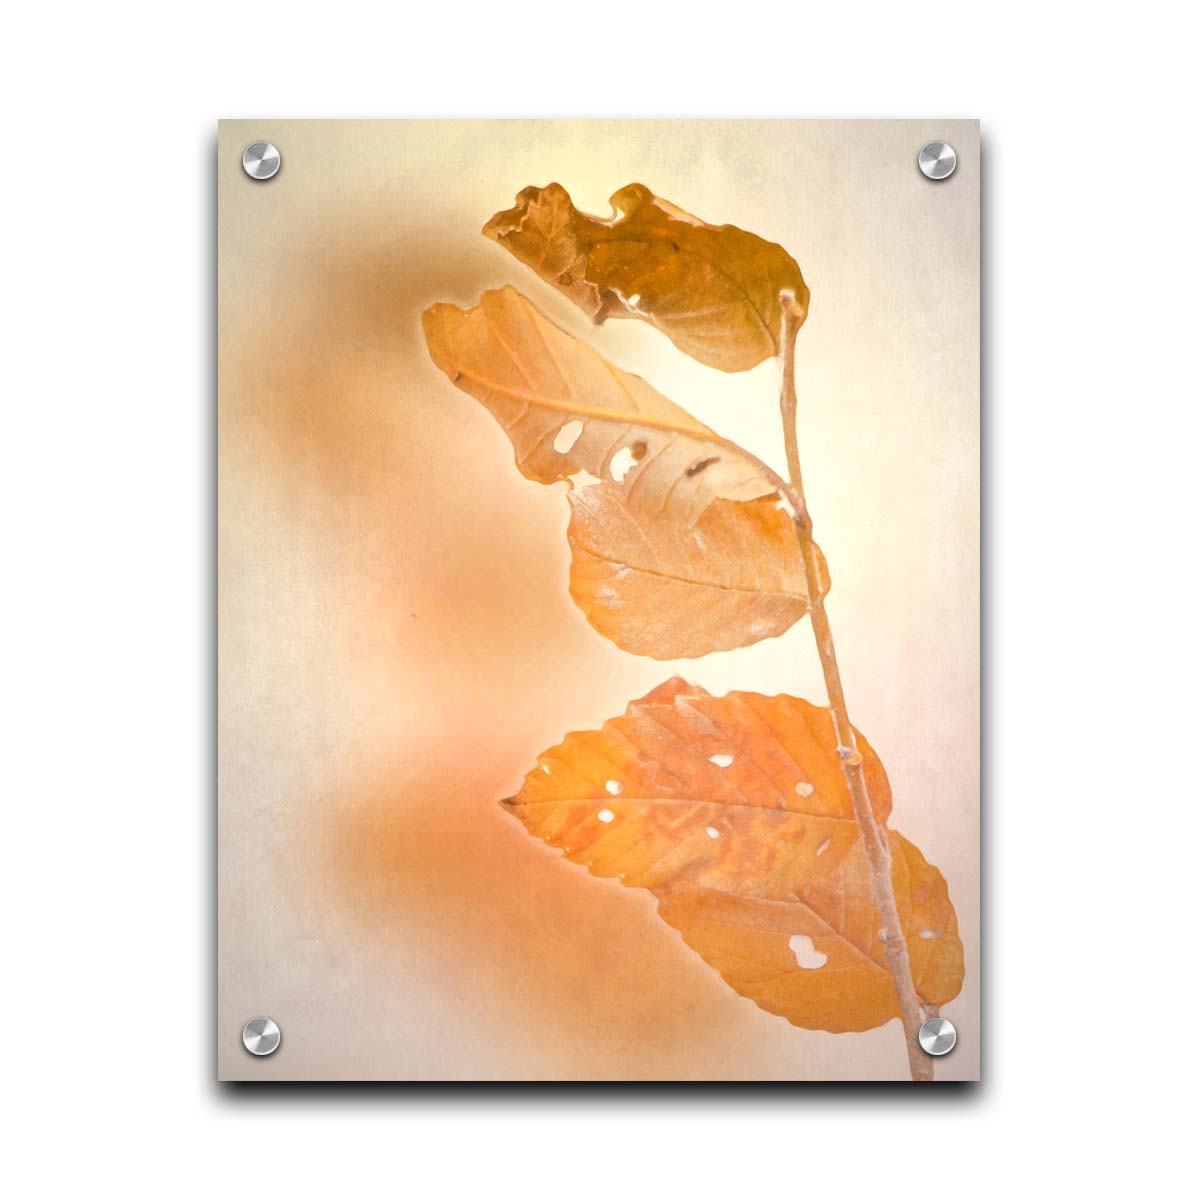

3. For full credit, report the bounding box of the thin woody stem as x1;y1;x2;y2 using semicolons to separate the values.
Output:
779;301;933;1083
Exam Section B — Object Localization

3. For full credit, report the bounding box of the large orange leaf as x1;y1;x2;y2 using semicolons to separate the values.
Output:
422;287;789;525
567;484;830;659
503;679;962;1033
484;183;810;372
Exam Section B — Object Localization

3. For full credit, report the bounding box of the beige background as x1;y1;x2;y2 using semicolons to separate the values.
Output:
218;119;979;1081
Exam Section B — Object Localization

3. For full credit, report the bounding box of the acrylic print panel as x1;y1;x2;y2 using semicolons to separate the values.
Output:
217;119;980;1082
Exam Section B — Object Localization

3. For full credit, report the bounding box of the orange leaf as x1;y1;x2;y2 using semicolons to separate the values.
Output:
503;680;962;1033
568;484;830;659
484;183;810;372
422;287;789;525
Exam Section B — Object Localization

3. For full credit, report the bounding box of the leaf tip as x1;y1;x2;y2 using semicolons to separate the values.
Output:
633;676;708;708
482;182;569;242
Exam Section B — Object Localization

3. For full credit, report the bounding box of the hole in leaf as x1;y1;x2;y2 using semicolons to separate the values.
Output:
597;808;615;823
706;826;720;839
686;456;720;477
605;780;623;796
709;753;733;767
788;934;827;970
794;781;814;798
919;929;942;940
567;469;604;490
814;836;831;856
554;420;583;453
610;446;639;482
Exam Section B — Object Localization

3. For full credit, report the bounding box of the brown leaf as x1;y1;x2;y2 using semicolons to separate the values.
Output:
568;484;830;659
503;680;962;1033
483;183;810;372
422;287;789;525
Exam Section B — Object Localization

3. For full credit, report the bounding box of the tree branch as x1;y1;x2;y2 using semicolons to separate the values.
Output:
779;298;932;1082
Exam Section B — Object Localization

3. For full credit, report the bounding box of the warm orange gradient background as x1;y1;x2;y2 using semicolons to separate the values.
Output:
218;119;980;1081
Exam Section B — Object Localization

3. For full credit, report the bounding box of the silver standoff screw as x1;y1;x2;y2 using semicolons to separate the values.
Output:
242;1016;282;1056
918;141;957;181
918;1016;957;1056
242;141;281;182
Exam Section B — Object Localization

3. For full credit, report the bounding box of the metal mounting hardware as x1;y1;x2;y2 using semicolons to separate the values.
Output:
242;142;281;182
918;141;957;181
242;1017;281;1056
